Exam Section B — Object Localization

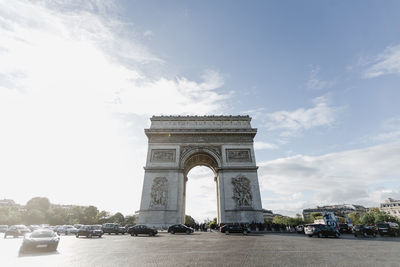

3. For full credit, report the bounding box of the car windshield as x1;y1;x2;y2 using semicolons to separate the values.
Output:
31;230;56;238
91;225;101;230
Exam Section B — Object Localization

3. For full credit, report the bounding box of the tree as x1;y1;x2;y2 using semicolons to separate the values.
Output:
83;206;99;225
185;215;195;225
23;209;46;225
110;212;125;225
347;212;361;225
26;197;50;213
361;212;375;225
124;215;137;225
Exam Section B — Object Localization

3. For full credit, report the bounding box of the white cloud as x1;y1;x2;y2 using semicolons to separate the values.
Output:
259;142;400;215
265;96;340;135
0;0;229;214
143;30;154;38
364;45;400;78
306;66;332;90
254;141;279;150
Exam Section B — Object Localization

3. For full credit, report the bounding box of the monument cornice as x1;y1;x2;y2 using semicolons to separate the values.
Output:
150;115;251;121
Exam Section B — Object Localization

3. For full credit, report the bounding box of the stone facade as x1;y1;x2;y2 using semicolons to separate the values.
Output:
302;204;367;218
380;198;400;219
138;116;264;228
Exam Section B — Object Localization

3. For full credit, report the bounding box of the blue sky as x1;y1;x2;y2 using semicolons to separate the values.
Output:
1;0;400;222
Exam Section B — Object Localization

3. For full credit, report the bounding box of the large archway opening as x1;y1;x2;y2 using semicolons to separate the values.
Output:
182;151;220;224
185;166;218;224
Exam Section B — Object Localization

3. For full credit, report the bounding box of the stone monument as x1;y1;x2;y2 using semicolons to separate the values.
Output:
138;115;264;227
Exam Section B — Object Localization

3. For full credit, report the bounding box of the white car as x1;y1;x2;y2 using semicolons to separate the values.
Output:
58;225;78;235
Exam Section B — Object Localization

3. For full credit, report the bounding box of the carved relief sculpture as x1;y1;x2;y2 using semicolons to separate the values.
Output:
150;177;168;208
232;175;253;208
151;149;175;162
226;149;251;162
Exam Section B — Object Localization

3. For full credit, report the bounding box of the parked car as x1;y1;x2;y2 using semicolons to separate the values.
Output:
353;224;377;237
168;224;194;234
19;229;59;253
28;225;40;231
221;224;249;235
339;224;352;234
4;225;31;238
102;223;125;235
73;224;83;229
76;225;103;238
57;225;78;235
304;224;340;238
0;225;8;233
128;225;158;236
376;222;400;237
295;225;304;234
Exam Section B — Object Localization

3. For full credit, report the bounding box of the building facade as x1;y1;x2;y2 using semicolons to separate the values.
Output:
303;204;367;218
380;198;400;219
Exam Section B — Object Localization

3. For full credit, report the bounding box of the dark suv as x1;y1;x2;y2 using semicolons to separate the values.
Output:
128;225;158;236
168;224;194;234
338;224;352;234
376;222;400;237
353;225;377;237
304;224;340;238
102;223;125;235
76;225;103;238
220;224;250;235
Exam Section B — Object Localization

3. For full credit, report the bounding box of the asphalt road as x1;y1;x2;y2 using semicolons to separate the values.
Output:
1;231;400;267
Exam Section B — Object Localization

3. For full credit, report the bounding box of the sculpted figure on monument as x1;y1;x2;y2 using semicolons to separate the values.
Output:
232;175;253;207
150;177;168;208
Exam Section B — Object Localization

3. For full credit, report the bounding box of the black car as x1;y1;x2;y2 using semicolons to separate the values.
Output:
102;223;125;235
76;225;103;238
339;224;352;234
376;222;400;237
168;224;194;234
353;225;377;237
4;225;31;238
128;225;158;236
221;224;249;235
304;224;340;238
19;229;59;253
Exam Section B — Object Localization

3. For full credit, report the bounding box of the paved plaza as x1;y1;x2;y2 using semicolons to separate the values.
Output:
2;231;400;267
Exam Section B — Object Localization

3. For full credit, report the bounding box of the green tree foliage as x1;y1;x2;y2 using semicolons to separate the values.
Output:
360;212;375;225
110;212;125;224
347;212;361;225
185;215;195;225
26;197;50;213
208;217;218;228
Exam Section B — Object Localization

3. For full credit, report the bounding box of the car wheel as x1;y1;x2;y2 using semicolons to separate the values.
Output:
372;232;376;237
76;234;79;238
363;232;368;238
186;230;191;235
149;232;152;236
226;231;230;235
243;230;248;235
307;234;312;237
318;232;323;238
88;234;92;238
335;232;340;238
99;235;102;238
130;233;134;236
354;234;357;237
170;230;175;234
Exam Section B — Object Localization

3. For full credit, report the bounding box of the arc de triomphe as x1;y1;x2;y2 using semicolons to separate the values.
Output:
138;116;264;227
